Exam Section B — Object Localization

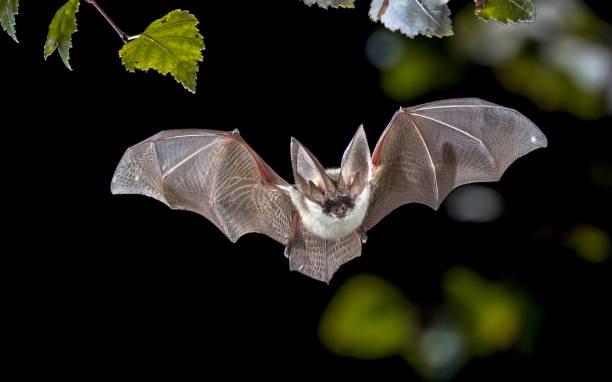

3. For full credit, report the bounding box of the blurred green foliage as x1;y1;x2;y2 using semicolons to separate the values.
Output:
319;274;418;359
380;41;461;101
566;225;611;263
454;0;612;119
590;163;612;191
368;0;612;119
443;268;524;354
320;269;538;380
475;0;536;24
367;31;462;101
495;56;604;119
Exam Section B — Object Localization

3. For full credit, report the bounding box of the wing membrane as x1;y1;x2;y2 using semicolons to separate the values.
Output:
366;98;547;230
111;129;294;244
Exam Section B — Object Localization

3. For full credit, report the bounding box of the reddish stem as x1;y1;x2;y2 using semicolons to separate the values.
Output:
84;0;128;43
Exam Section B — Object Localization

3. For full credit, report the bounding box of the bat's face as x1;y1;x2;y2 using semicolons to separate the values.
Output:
322;195;354;218
300;175;357;218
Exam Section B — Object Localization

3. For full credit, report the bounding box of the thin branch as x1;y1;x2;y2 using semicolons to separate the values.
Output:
84;0;128;43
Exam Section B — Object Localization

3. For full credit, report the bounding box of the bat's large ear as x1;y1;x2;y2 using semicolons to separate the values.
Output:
291;137;335;196
339;125;371;198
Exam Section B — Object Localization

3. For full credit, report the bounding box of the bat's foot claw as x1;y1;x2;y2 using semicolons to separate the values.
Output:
284;244;291;258
357;228;368;244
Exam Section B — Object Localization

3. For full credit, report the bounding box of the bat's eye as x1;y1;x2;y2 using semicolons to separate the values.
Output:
323;200;332;212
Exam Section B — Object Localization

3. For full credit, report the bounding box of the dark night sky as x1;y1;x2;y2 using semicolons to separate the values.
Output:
4;1;611;379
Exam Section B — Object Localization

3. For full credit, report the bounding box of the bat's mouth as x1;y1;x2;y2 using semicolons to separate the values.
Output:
329;210;349;219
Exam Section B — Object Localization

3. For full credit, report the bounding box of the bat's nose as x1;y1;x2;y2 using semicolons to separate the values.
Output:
334;205;347;215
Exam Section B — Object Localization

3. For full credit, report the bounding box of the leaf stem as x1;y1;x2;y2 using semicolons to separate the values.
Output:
84;0;128;43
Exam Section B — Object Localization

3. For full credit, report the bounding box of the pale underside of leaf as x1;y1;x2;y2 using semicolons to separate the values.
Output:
302;0;355;9
43;0;80;71
369;0;453;38
119;10;205;94
475;0;536;24
0;0;19;42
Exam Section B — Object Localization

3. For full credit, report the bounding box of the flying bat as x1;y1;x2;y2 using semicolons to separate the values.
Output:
111;98;547;283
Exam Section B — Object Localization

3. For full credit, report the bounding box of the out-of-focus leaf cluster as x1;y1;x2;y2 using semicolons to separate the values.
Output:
456;0;612;119
366;0;612;119
320;269;539;380
566;225;611;263
365;30;463;100
475;0;536;24
302;0;535;39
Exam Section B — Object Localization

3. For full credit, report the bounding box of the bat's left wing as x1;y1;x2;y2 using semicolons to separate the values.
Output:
365;98;547;230
111;129;293;245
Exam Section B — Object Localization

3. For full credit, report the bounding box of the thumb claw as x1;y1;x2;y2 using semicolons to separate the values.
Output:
358;227;368;243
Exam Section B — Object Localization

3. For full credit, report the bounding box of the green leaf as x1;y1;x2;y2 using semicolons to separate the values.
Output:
0;0;19;42
475;0;535;24
119;10;205;94
44;0;80;70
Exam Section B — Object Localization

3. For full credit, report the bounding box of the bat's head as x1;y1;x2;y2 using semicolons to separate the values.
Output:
291;126;371;219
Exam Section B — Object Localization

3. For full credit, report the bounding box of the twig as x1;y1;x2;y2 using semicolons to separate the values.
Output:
84;0;128;43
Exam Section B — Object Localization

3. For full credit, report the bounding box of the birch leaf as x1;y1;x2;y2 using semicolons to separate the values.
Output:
0;0;18;42
43;0;80;71
119;10;205;94
369;0;453;38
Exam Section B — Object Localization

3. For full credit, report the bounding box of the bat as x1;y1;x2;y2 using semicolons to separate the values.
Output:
111;98;547;283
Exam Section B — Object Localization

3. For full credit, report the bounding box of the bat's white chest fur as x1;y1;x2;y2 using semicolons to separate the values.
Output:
289;184;371;240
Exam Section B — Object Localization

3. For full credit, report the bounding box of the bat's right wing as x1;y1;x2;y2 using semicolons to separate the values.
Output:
111;129;294;245
365;98;547;231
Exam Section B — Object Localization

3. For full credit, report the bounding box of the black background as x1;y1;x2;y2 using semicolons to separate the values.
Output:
4;1;611;379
